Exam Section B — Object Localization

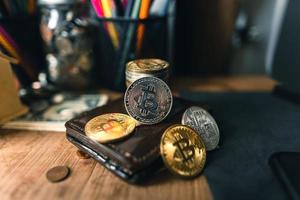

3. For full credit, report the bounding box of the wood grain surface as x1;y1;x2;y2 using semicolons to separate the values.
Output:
0;76;276;200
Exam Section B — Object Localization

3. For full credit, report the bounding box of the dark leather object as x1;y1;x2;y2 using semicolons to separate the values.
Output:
65;97;197;183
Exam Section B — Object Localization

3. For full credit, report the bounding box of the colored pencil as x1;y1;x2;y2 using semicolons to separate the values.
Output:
0;26;20;59
139;0;152;19
91;0;104;17
0;34;19;59
0;26;20;52
124;0;134;17
136;0;151;55
101;0;120;48
109;0;117;17
121;0;128;9
115;0;141;88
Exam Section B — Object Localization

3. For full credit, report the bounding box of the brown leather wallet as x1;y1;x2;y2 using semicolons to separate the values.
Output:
65;97;200;183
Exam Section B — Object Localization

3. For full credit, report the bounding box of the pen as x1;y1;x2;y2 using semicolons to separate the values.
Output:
101;0;120;49
136;0;151;55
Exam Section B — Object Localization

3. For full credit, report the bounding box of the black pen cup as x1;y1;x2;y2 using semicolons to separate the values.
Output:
92;16;170;91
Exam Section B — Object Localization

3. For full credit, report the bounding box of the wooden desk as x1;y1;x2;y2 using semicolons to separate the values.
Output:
0;75;276;200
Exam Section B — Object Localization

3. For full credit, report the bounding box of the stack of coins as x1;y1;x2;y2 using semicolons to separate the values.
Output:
83;58;221;180
125;58;170;88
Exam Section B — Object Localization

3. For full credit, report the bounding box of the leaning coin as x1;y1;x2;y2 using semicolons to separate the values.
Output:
160;124;206;178
46;166;70;183
85;113;137;143
182;106;220;151
124;77;173;125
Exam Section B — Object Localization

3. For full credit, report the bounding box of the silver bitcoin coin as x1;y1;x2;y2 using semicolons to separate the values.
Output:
182;106;220;151
124;77;173;125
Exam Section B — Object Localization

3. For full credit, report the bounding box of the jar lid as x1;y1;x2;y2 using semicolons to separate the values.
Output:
38;0;82;5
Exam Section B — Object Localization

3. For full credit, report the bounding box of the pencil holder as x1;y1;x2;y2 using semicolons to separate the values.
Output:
93;16;170;91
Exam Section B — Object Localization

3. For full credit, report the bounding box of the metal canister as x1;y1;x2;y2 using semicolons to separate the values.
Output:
38;0;93;90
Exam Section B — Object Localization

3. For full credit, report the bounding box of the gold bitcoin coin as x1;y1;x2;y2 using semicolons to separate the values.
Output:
85;113;137;143
160;124;206;178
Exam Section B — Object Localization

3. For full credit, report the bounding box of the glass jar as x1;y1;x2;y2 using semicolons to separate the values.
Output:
38;0;94;90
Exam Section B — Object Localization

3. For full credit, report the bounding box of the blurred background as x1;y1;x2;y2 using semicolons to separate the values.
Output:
0;0;298;89
175;0;288;75
0;0;298;91
1;0;300;99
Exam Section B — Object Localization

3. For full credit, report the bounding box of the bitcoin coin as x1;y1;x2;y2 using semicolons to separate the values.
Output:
85;113;137;143
126;58;169;74
126;70;169;85
125;59;170;88
126;70;169;82
125;72;169;88
160;124;206;177
124;77;173;125
182;106;220;151
46;166;70;183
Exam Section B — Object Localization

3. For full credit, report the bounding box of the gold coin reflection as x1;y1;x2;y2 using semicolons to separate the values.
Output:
85;113;137;143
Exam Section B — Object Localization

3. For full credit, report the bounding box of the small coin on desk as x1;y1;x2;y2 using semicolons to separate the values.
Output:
76;150;91;159
46;166;70;183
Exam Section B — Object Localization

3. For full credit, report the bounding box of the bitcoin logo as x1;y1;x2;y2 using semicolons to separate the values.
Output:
182;106;220;151
124;77;173;125
134;85;158;116
97;119;122;133
160;125;206;178
85;113;137;143
173;133;195;163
